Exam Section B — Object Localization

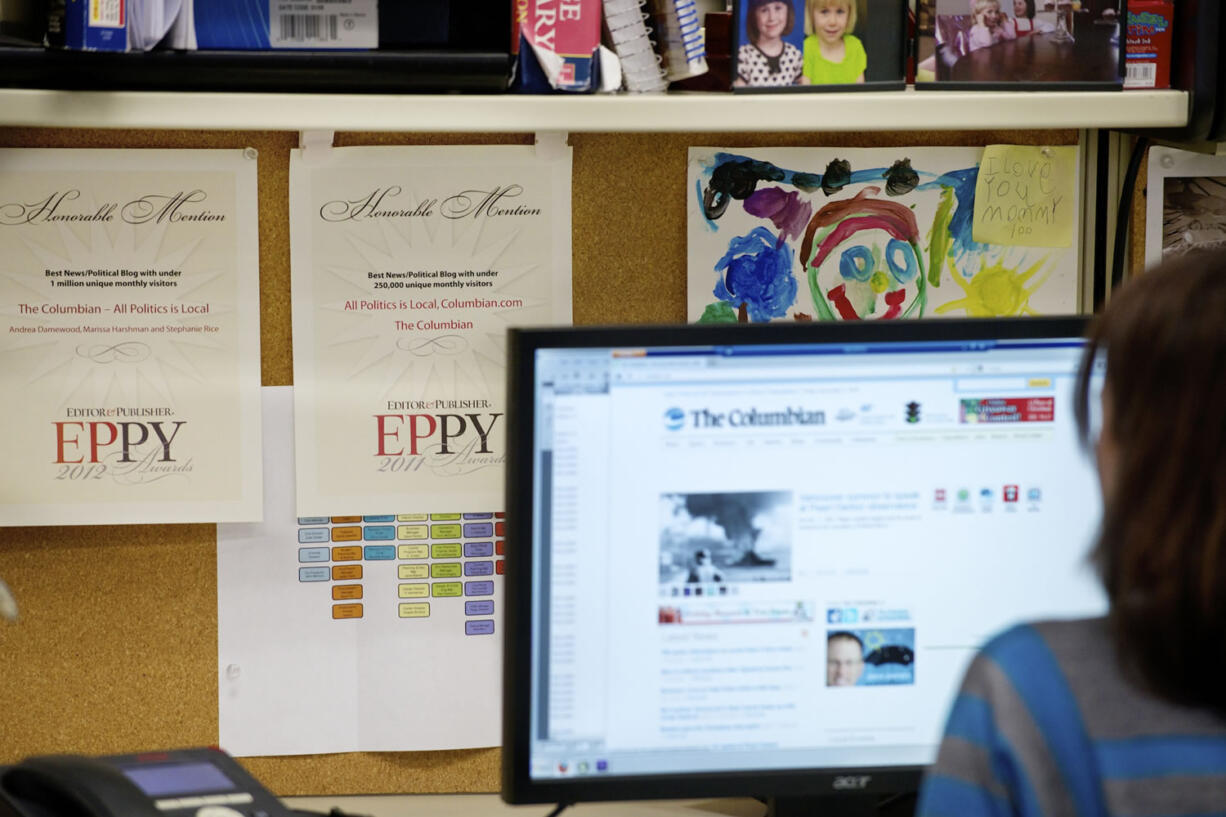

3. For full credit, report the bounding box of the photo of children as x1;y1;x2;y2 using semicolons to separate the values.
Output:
658;491;792;585
916;0;1121;86
735;0;905;91
826;628;916;686
801;0;866;85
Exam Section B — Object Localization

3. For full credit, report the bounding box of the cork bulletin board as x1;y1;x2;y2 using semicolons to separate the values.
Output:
0;125;1086;796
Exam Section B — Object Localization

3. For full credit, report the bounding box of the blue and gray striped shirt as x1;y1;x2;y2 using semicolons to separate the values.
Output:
917;618;1226;817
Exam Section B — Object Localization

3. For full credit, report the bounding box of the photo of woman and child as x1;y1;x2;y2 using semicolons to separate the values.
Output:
734;0;874;89
966;0;1049;50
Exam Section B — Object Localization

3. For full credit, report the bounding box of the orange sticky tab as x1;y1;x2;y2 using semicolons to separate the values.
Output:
331;526;362;542
331;516;362;523
332;564;363;580
332;584;363;600
332;603;364;619
331;545;363;561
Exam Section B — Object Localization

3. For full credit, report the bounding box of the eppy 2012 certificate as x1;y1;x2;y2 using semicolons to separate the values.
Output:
0;149;262;526
289;144;572;516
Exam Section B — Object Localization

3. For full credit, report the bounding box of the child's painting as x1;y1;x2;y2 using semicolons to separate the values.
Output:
687;146;1081;322
915;0;1123;88
732;0;906;91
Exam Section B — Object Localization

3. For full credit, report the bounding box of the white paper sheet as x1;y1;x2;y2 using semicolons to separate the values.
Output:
687;146;1083;323
218;387;504;756
289;144;572;517
0;148;263;525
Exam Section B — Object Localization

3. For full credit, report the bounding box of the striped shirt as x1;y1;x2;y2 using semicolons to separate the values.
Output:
917;618;1226;817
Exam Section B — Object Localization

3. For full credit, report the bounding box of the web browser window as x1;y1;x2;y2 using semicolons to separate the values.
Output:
527;336;1107;781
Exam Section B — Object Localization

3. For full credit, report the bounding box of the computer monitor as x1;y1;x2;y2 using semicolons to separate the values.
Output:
502;317;1108;814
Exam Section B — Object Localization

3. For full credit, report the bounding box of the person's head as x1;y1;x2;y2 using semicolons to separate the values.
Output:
972;0;1002;26
1074;246;1226;713
826;631;865;686
746;0;795;43
1013;0;1035;18
805;0;857;41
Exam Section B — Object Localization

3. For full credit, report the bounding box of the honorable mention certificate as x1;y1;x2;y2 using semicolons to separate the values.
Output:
290;145;572;516
0;149;262;526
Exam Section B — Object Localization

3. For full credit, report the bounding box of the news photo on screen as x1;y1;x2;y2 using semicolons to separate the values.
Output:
915;0;1124;89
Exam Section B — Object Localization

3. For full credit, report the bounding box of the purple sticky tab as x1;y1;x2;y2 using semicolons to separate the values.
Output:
465;620;495;635
464;541;494;558
465;561;494;576
465;600;495;616
464;521;495;538
465;580;495;596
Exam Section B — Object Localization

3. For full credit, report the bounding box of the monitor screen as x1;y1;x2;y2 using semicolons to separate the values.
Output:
502;317;1108;807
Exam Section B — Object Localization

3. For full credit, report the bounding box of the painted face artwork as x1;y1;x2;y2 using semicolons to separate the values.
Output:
693;149;1072;323
813;4;850;45
756;1;790;40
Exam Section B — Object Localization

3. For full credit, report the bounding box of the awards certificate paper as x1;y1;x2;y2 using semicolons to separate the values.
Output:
290;144;572;516
0;149;262;526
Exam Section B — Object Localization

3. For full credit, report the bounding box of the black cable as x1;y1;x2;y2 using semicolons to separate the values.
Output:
1110;135;1150;296
542;801;572;817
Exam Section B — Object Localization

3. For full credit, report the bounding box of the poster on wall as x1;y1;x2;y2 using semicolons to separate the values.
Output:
1144;145;1226;270
687;145;1082;323
289;144;572;517
0;148;263;526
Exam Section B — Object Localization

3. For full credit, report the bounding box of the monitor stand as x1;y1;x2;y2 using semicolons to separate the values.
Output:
764;794;885;817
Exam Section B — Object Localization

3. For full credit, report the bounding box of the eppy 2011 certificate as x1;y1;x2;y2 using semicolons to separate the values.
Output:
0;149;262;526
290;144;572;516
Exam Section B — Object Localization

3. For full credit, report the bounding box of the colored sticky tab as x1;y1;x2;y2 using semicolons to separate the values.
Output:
298;527;330;544
466;600;495;616
398;524;428;540
399;583;429;598
973;145;1076;247
298;547;330;563
332;584;363;600
495;521;505;536
331;545;363;561
331;526;362;542
363;515;395;522
298;516;330;525
399;564;429;580
465;541;494;558
331;516;362;524
399;602;430;618
398;544;429;560
398;513;429;522
463;513;493;519
332;603;363;619
432;562;462;578
299;566;330;582
431;513;462;520
496;559;505;575
363;525;395;541
465;580;495;596
466;620;495;635
432;543;462;559
431;523;462;539
363;545;396;560
465;561;494;577
432;582;463;597
332;564;362;580
464;521;494;538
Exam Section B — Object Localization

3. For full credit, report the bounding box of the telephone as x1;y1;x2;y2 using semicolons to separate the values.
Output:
0;747;295;817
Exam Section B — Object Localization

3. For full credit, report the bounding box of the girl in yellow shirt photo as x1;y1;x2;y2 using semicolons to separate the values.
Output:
800;0;867;85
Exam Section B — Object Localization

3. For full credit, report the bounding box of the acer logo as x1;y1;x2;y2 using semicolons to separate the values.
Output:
832;775;872;790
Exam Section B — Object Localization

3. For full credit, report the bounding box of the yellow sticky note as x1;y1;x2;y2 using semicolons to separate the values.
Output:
973;146;1076;247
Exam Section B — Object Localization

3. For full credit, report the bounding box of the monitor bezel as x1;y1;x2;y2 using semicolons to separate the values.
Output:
501;315;1090;806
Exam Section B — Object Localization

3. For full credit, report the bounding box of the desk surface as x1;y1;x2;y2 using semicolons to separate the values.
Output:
283;795;766;817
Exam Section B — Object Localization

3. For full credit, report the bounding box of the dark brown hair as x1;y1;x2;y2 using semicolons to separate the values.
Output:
1074;246;1226;713
746;0;796;42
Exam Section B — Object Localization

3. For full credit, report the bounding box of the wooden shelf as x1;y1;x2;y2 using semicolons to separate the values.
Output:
0;87;1189;133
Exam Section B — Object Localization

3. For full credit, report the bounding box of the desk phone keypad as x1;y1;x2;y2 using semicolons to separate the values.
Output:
297;511;505;634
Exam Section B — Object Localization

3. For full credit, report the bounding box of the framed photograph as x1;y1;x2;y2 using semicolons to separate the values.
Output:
915;0;1125;90
732;0;906;92
1144;145;1226;270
